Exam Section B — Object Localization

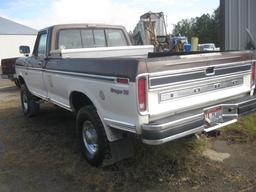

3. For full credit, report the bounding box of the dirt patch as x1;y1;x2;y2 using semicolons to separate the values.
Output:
0;80;17;102
203;148;230;162
0;79;14;88
0;79;256;192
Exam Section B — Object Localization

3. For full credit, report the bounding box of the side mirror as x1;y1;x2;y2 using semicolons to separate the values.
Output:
19;46;30;56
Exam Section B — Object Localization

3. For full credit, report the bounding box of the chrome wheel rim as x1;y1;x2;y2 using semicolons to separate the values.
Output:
22;92;28;112
82;121;98;156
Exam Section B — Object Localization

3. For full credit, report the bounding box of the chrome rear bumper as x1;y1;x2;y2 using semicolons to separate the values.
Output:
142;95;256;145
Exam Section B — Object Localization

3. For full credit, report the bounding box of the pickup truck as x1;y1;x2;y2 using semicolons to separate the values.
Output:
198;43;220;52
16;24;256;166
0;57;20;87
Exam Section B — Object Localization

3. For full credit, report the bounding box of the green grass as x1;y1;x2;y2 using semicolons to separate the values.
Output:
130;135;206;167
103;135;208;189
222;113;256;143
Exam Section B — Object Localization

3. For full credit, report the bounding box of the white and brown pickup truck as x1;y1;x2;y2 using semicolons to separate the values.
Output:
15;24;256;166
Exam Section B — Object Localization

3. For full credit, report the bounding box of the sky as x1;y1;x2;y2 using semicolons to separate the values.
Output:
0;0;219;32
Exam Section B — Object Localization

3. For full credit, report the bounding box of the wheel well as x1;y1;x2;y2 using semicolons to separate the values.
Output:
18;76;25;85
70;92;94;112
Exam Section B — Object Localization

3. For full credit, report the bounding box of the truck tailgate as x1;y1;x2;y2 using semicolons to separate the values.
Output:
145;51;255;120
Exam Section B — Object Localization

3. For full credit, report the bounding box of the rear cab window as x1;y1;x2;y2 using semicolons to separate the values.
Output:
59;29;82;49
105;29;127;47
58;28;128;49
93;29;107;47
81;30;94;48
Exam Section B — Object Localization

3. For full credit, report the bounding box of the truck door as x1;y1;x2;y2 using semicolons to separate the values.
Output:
24;31;48;98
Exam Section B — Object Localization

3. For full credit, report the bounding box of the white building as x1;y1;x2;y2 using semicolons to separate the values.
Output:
0;17;37;61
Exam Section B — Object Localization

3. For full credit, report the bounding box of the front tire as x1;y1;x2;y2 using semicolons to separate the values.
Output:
20;85;40;117
76;106;109;167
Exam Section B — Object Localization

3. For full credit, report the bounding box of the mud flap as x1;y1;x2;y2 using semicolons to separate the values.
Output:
102;137;134;166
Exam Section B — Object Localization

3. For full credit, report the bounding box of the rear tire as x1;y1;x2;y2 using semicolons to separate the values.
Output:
76;105;109;167
20;85;40;117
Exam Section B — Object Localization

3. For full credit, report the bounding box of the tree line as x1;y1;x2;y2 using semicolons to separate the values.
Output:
172;7;221;46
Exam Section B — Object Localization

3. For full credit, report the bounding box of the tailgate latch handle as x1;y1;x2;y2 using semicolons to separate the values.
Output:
205;67;215;76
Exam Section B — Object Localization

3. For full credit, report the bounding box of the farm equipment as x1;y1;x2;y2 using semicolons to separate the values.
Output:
132;12;189;53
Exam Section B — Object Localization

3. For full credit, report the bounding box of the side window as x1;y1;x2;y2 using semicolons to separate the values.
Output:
93;29;106;47
105;29;127;47
58;29;82;49
36;33;47;57
81;30;94;48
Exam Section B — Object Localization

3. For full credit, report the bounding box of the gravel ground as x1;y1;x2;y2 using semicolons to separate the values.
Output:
0;79;255;192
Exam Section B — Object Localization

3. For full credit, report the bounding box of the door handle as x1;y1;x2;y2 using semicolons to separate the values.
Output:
38;62;42;66
205;67;215;76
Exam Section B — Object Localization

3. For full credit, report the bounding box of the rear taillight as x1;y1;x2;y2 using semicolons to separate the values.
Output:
251;62;255;86
138;77;147;112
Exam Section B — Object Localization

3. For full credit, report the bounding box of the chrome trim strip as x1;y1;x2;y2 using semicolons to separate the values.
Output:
149;73;250;91
142;113;204;131
221;97;256;107
236;97;256;105
30;91;48;100
30;90;73;111
149;60;252;77
204;119;237;132
142;126;204;145
165;55;241;65
222;114;238;118
178;52;222;59
27;67;44;71
150;71;250;89
150;64;251;88
158;77;244;103
104;118;137;133
150;67;250;83
49;98;72;111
